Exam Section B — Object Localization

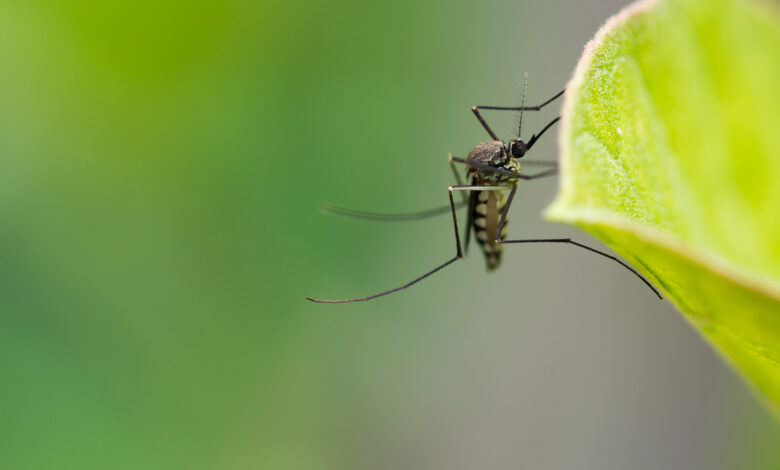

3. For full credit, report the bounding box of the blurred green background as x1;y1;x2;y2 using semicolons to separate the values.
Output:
1;0;777;469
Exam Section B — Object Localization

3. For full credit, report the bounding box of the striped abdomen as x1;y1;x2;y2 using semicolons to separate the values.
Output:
471;189;508;271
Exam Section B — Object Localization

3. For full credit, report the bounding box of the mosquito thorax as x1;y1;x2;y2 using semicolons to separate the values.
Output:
467;141;521;182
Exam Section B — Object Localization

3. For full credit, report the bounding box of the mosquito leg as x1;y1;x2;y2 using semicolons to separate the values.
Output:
498;238;663;299
319;152;475;223
450;157;558;181
448;153;470;205
520;168;558;180
449;155;466;186
474;89;564;111
472;89;563;142
450;184;514;256
449;184;514;191
451;183;512;248
463;190;473;255
494;184;517;242
447;154;475;252
306;191;465;303
471;106;501;141
447;190;464;258
517;160;558;167
305;256;460;303
321;200;467;222
453;182;517;243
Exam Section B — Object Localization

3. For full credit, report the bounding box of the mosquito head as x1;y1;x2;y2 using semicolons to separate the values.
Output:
509;139;529;159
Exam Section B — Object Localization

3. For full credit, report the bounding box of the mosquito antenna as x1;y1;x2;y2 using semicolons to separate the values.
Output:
517;72;528;139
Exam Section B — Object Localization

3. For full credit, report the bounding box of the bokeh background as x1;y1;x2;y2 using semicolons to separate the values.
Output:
1;0;778;469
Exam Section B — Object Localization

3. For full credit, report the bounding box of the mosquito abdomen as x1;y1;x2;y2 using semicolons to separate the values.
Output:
472;190;508;271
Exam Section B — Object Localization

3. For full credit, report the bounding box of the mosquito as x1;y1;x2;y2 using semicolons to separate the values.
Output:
307;80;662;303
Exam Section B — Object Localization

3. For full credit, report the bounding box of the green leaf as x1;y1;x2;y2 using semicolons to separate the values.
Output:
546;0;780;415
